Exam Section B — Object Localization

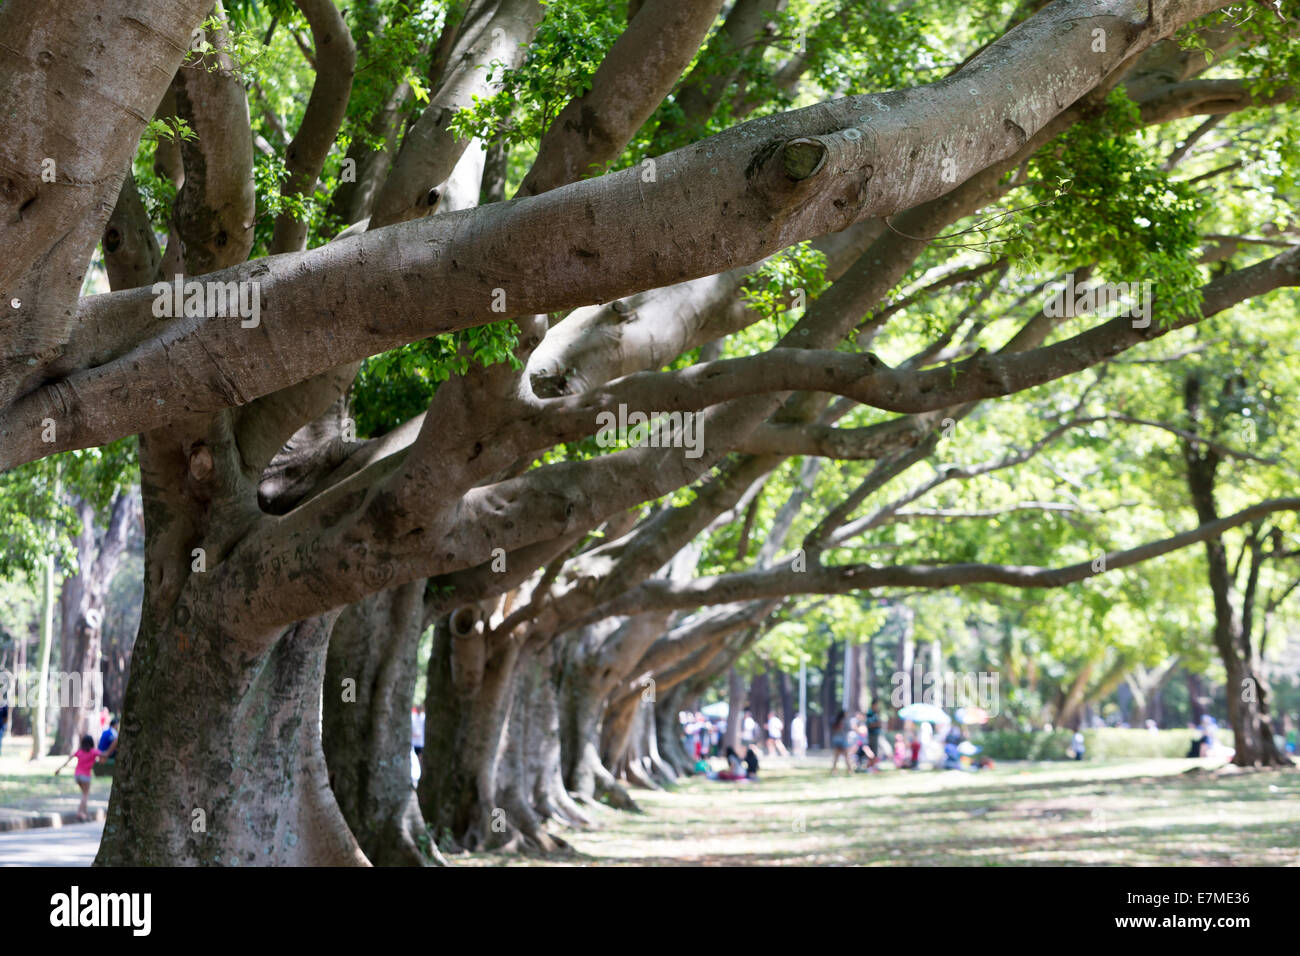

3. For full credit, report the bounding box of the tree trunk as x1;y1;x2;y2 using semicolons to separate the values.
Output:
776;670;794;747
493;644;573;853
102;598;140;715
912;639;931;707
29;552;55;760
1055;660;1096;730
865;632;878;705
322;583;440;866
749;669;770;737
639;697;678;784
520;643;591;828
53;492;134;755
725;666;745;751
97;609;367;865
557;624;638;809
558;653;610;802
895;608;915;711
930;640;944;708
820;642;838;743
1215;636;1285;766
418;609;532;851
852;644;869;713
1187;671;1207;725
52;513;91;754
1184;377;1289;767
656;683;696;775
616;696;675;789
600;689;654;788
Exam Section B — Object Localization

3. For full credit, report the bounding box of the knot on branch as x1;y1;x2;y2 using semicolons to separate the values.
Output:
449;605;480;638
188;443;214;481
783;139;828;181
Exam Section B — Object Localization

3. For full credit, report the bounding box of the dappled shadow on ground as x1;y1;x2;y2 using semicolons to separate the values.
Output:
515;819;1295;867
455;758;1300;867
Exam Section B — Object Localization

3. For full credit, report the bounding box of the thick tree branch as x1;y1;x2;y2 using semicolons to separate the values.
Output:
827;246;1300;414
517;0;726;196
168;17;257;275
651;0;786;148
269;0;357;254
0;0;215;403
212;239;1297;630
1;0;1230;467
599;497;1300;615
102;176;163;293
367;0;543;227
1136;77;1295;124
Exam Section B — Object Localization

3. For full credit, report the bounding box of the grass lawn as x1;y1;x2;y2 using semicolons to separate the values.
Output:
456;756;1300;866
0;734;112;811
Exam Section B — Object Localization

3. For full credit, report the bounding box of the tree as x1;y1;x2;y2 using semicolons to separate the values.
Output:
0;0;1296;865
50;489;138;755
1183;370;1292;764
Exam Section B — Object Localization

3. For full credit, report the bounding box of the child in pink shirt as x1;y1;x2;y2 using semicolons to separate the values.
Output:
54;734;102;821
892;733;908;769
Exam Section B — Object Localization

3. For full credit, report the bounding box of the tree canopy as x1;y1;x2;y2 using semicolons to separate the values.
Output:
0;0;1297;865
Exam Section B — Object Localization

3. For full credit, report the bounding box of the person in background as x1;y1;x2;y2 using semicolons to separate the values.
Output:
766;711;788;757
829;711;853;774
54;734;102;821
865;699;884;769
726;745;743;772
918;721;934;768
743;744;761;779
410;705;425;759
97;717;119;759
742;710;758;747
790;712;807;757
696;717;713;757
1070;729;1086;761
851;713;874;771
0;703;9;754
1200;714;1218;751
943;737;963;770
892;732;908;769
718;744;746;780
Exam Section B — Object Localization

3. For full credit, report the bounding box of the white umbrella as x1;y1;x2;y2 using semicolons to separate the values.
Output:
701;701;729;719
898;702;951;724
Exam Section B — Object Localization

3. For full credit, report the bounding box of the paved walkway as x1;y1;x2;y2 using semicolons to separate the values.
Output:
0;801;108;831
0;820;102;866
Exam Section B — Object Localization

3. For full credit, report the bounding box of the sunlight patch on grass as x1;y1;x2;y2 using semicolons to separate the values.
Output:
454;756;1300;867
